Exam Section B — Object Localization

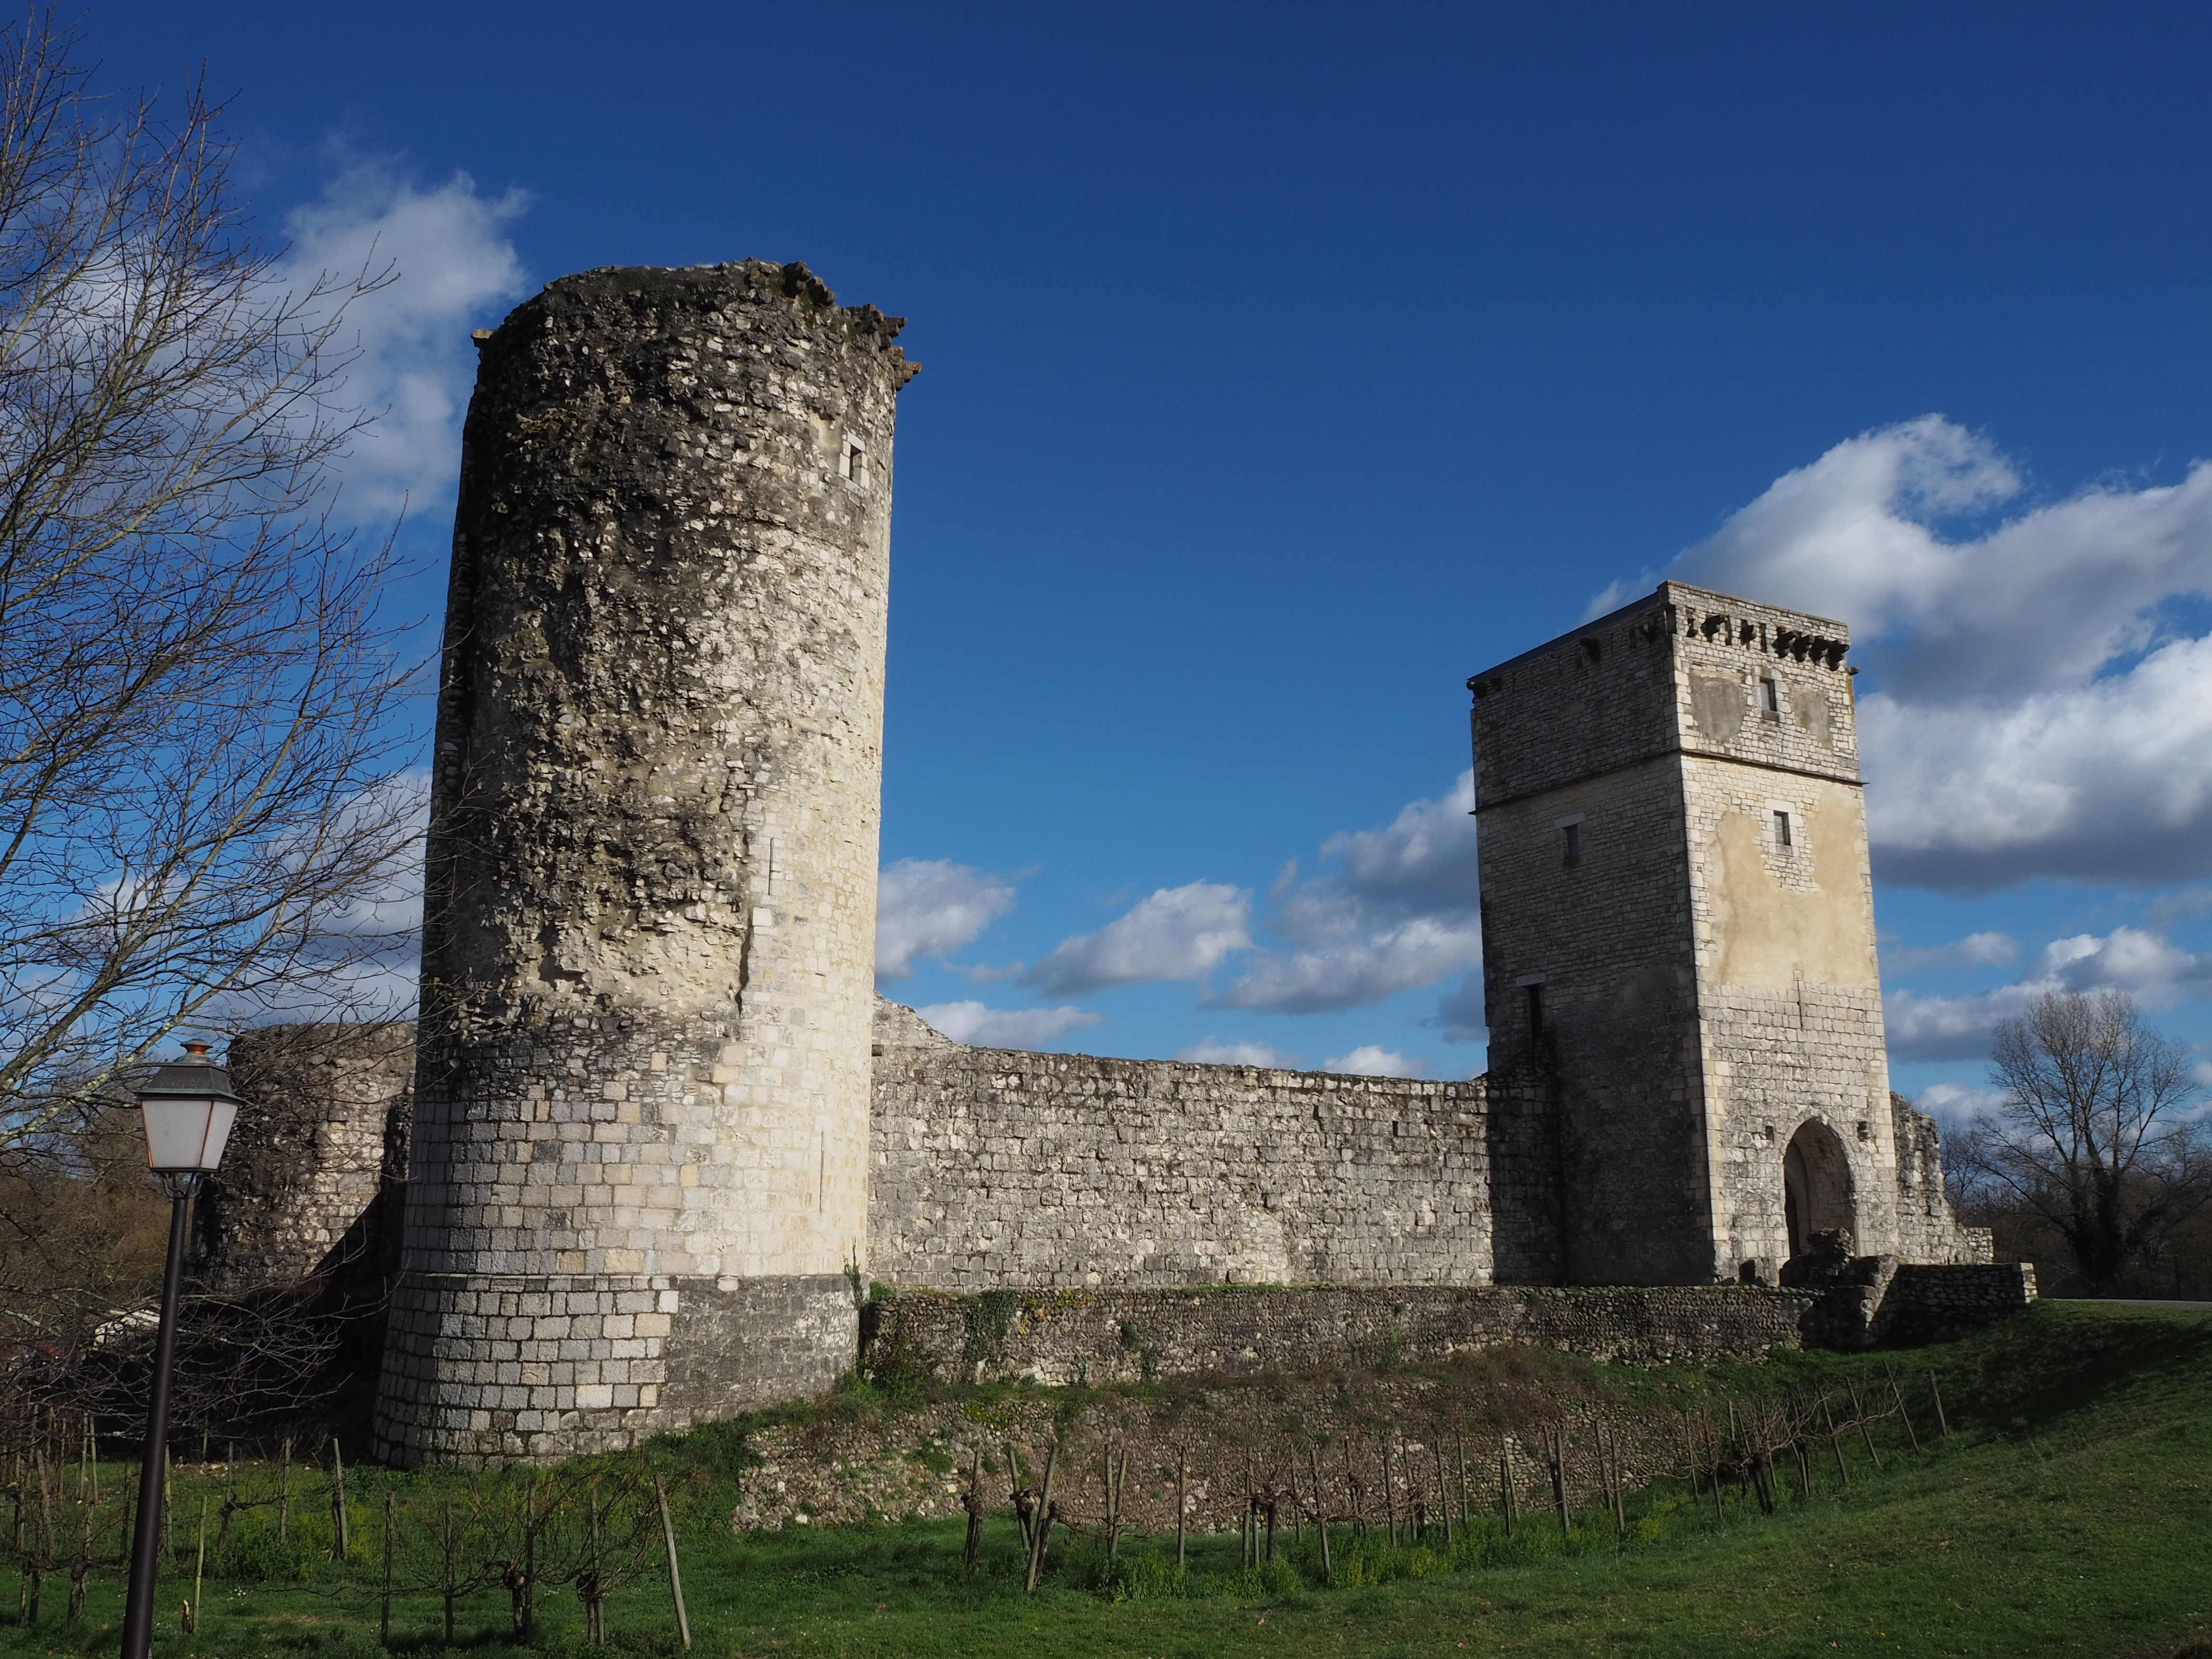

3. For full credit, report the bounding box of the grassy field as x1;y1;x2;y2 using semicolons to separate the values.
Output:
3;1301;2207;1659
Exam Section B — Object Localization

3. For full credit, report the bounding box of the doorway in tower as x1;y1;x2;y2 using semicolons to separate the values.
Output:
1782;1118;1856;1260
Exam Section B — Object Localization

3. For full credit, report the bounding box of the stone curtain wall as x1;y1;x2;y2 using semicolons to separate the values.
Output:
867;1001;1562;1292
204;1023;414;1290
863;1284;1821;1386
374;261;915;1467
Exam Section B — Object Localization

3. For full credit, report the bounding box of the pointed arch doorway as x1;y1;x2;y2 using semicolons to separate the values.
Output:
1783;1118;1855;1260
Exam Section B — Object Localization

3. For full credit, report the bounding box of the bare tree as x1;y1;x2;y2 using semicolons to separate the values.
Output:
1950;989;2209;1293
0;12;420;1159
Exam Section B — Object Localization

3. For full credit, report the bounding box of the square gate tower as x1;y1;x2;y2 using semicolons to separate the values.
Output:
1469;582;1902;1285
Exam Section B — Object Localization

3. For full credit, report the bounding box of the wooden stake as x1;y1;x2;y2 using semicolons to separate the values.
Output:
329;1440;350;1561
1175;1447;1187;1571
1499;1441;1514;1538
189;1495;207;1633
1023;1443;1058;1593
1382;1436;1398;1547
1308;1443;1331;1584
1004;1442;1032;1553
1433;1442;1453;1547
1346;1441;1364;1538
1928;1372;1951;1439
1820;1394;1850;1485
1550;1428;1571;1539
1886;1366;1922;1453
1845;1382;1883;1470
381;1492;395;1645
1106;1442;1127;1561
441;1501;459;1646
654;1476;691;1650
962;1446;984;1578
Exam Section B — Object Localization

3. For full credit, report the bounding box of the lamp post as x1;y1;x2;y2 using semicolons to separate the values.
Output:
120;1041;240;1659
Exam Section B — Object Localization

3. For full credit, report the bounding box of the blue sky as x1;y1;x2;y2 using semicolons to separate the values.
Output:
102;2;2212;1107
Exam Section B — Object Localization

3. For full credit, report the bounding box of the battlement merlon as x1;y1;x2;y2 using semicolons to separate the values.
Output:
1467;581;1862;812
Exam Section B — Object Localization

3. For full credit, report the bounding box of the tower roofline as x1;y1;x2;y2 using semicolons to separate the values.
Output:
1467;581;1851;684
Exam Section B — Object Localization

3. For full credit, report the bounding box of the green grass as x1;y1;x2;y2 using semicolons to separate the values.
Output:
5;1302;2210;1659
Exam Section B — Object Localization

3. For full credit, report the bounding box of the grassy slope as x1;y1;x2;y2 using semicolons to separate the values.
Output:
10;1303;2210;1659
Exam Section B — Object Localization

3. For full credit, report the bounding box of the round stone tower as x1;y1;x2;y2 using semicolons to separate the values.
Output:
373;261;916;1466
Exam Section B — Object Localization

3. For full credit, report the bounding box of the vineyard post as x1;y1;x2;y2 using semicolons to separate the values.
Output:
654;1476;691;1650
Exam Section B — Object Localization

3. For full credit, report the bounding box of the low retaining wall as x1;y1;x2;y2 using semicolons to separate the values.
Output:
863;1265;2040;1385
861;1284;1820;1385
1875;1262;2038;1343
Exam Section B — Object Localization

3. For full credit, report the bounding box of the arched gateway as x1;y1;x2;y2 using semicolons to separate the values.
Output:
1783;1118;1856;1259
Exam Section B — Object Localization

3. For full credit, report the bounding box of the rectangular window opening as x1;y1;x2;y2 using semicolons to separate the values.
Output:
1561;822;1581;867
1525;983;1545;1039
1774;809;1793;849
1759;677;1780;718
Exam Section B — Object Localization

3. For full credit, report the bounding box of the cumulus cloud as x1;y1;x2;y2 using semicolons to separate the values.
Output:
1322;1045;1427;1079
1215;773;1483;1013
1657;416;2212;889
1885;925;2210;1061
1214;917;1485;1014
1175;1038;1299;1068
1022;882;1251;997
876;859;1016;979
280;159;531;515
1914;1081;2010;1121
1880;931;2019;976
915;1000;1102;1048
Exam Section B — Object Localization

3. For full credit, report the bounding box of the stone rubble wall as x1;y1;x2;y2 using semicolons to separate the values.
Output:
1875;1263;2036;1342
861;1283;1820;1386
204;1023;415;1290
867;999;1563;1292
1889;1094;1995;1264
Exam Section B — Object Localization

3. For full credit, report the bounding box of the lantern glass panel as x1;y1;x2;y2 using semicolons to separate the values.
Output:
201;1099;237;1171
141;1097;216;1172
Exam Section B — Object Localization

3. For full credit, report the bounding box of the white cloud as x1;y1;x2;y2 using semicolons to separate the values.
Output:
1885;925;2209;1061
1880;931;2019;976
915;1000;1102;1048
1660;416;2212;890
1174;1038;1299;1068
1217;773;1483;1014
1858;637;2212;889
1214;916;1485;1014
281;160;531;516
1322;1045;1427;1079
875;859;1016;979
1914;1081;2010;1121
1023;882;1251;996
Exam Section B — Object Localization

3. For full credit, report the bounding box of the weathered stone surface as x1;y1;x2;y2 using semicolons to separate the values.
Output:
372;261;914;1466
1470;582;1993;1286
862;1283;1822;1385
867;997;1560;1290
203;1023;413;1289
198;296;2001;1470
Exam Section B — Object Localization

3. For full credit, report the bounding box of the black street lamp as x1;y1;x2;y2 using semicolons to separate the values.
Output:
120;1041;240;1659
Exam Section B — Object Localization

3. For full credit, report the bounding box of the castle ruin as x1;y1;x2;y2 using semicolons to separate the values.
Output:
196;261;2003;1468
